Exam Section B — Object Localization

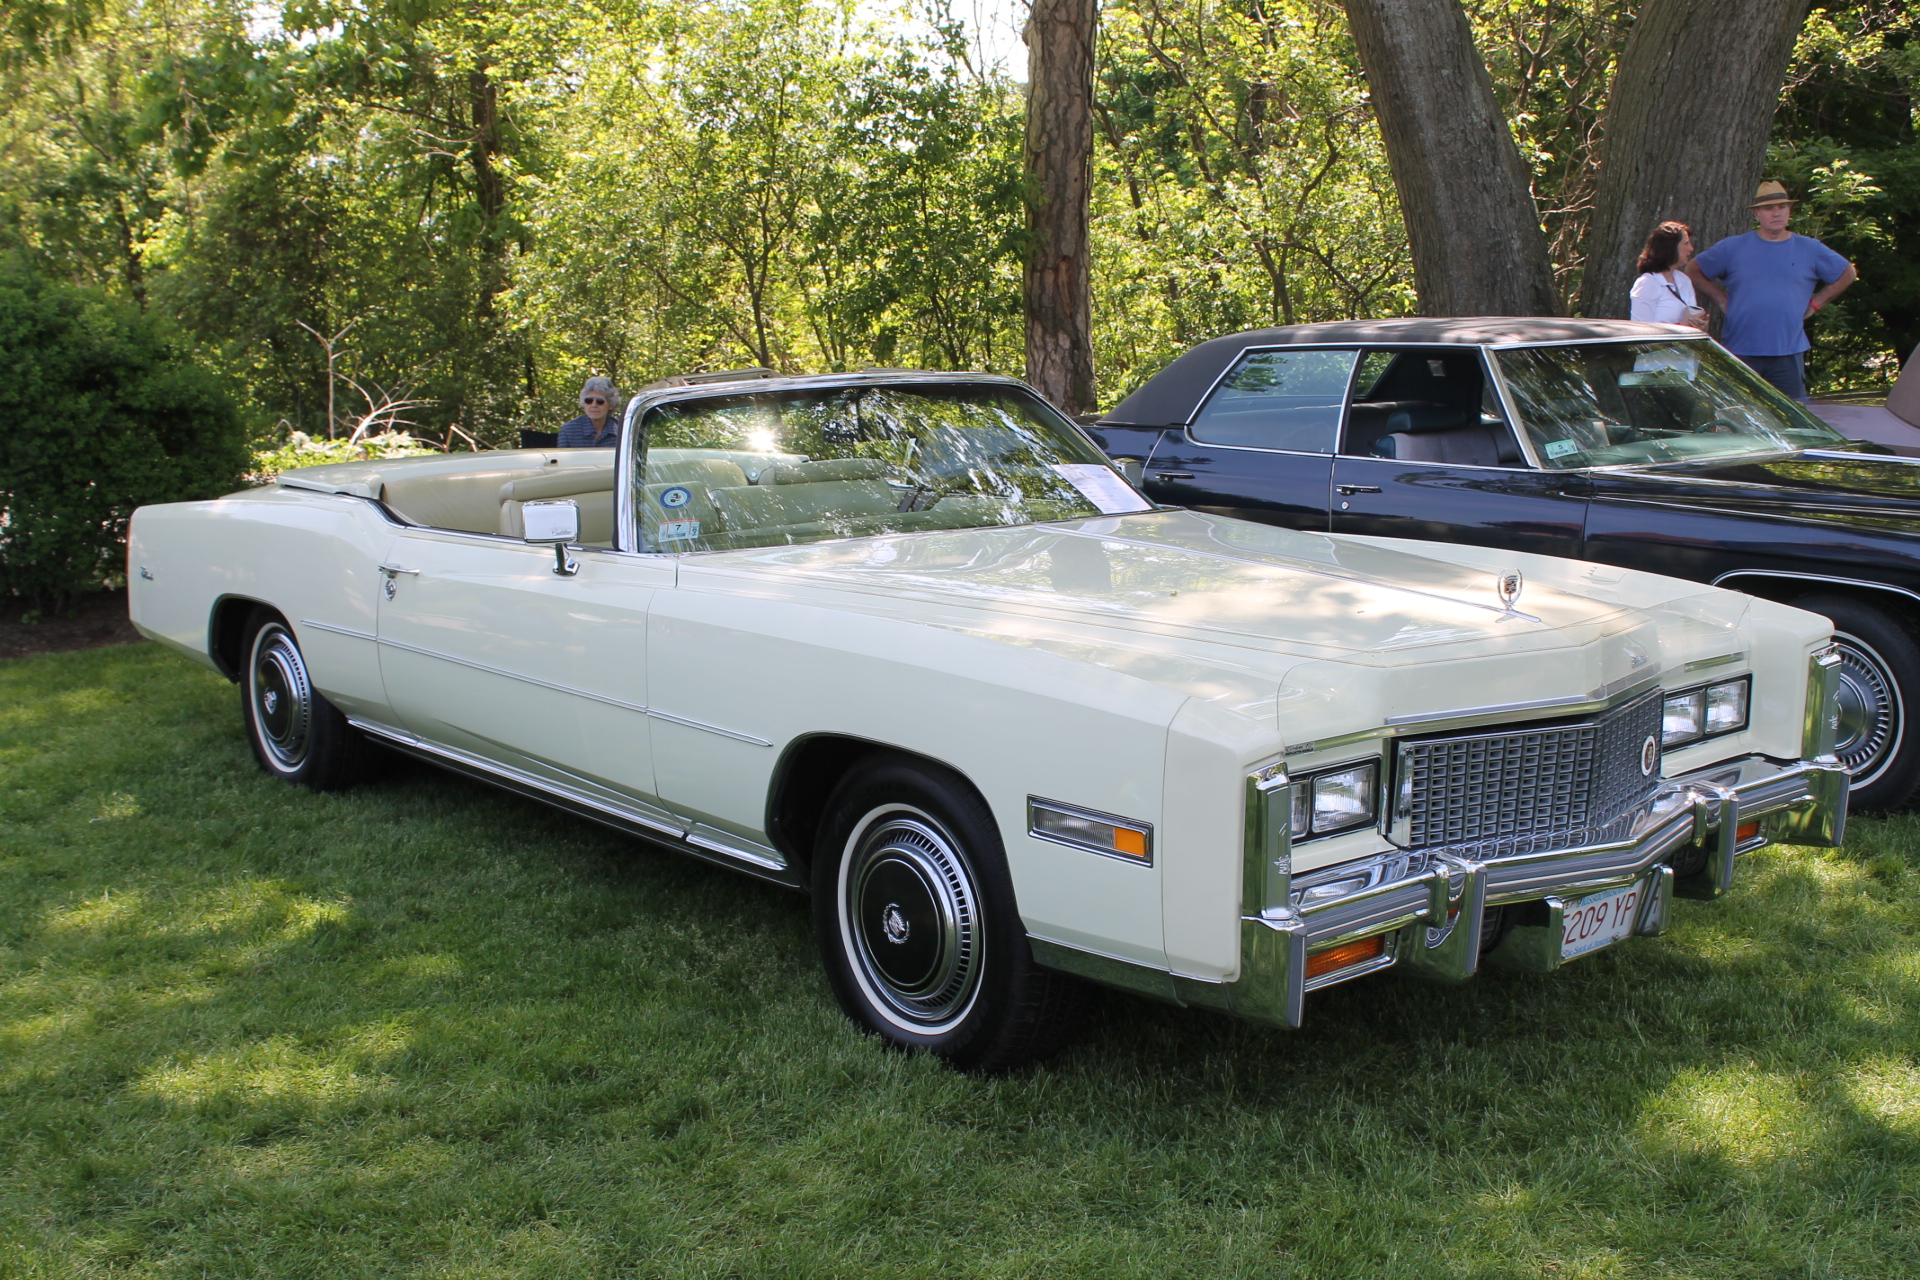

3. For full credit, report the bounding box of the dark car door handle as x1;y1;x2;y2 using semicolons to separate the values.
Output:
1336;484;1382;495
1149;470;1195;480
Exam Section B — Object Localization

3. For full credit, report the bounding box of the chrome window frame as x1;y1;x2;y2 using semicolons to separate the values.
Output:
1178;341;1543;474
1179;346;1360;459
613;370;1138;557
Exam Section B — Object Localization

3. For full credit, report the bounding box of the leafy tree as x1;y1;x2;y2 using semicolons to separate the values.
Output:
1771;0;1919;389
1092;0;1412;401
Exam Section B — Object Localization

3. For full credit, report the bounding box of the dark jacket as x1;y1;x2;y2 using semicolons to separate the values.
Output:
559;414;620;449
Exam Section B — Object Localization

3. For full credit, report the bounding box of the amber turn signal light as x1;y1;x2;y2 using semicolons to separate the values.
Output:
1304;934;1386;980
1736;820;1760;843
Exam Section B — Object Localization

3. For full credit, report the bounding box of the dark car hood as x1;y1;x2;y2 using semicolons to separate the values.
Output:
1589;449;1920;527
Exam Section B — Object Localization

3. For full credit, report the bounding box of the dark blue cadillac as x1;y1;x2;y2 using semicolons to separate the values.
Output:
1088;318;1920;810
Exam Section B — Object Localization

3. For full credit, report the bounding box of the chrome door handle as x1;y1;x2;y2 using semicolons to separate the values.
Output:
378;564;420;578
1150;471;1195;480
1336;485;1382;495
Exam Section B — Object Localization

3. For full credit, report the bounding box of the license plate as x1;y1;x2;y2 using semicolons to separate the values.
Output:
1561;881;1643;960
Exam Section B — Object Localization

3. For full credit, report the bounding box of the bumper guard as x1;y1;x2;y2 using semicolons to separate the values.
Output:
1169;752;1847;1030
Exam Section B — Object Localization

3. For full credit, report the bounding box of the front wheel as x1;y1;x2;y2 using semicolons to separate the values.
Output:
812;756;1085;1072
1794;595;1920;812
241;611;370;791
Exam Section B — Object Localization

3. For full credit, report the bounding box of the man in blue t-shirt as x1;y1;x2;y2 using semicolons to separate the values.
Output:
1688;180;1857;402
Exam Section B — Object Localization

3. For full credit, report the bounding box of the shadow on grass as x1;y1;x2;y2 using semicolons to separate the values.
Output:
4;643;1919;1278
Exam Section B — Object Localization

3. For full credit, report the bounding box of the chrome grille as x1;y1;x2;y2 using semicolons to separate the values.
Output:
1395;691;1662;852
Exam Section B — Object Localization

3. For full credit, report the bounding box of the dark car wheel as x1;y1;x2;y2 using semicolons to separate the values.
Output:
1794;595;1920;812
812;755;1085;1072
241;611;370;791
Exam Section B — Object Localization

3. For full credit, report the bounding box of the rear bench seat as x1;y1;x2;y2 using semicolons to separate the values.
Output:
1349;401;1521;468
498;466;618;543
380;449;612;534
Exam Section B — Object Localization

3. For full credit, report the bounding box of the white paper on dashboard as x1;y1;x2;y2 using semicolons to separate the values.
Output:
1050;463;1151;515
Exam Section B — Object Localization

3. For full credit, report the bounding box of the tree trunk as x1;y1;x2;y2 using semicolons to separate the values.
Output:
1023;0;1097;417
1579;0;1811;319
469;66;508;320
1342;0;1559;316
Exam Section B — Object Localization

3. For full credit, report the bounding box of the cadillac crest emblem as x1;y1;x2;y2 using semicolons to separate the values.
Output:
881;903;910;945
1497;570;1524;611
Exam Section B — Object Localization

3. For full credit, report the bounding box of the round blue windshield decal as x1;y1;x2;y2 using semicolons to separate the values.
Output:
661;486;692;509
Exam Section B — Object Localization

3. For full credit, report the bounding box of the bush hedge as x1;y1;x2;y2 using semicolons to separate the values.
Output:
0;263;248;608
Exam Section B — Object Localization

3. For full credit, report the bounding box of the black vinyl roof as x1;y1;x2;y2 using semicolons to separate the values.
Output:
1101;316;1695;426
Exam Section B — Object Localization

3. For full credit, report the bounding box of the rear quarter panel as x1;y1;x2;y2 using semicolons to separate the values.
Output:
128;488;398;719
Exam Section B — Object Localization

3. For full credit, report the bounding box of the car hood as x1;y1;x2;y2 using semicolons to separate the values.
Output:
1590;449;1920;527
677;510;1762;736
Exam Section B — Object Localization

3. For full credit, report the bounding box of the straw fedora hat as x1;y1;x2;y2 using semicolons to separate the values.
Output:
1752;180;1794;208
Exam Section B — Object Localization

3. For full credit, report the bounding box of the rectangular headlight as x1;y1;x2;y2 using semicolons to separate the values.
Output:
1311;764;1378;835
1028;797;1152;864
1705;677;1751;735
1663;690;1705;747
1286;759;1380;842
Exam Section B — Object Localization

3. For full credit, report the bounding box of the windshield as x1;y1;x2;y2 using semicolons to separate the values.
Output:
633;382;1149;552
1495;340;1848;469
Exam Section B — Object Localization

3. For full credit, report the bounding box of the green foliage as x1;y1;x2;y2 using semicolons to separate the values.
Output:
509;0;1027;432
250;429;434;477
0;0;1913;425
8;643;1920;1274
1093;0;1414;403
0;262;247;605
1774;0;1920;392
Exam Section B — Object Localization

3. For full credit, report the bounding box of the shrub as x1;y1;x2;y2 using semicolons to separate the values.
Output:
0;263;248;608
251;429;434;478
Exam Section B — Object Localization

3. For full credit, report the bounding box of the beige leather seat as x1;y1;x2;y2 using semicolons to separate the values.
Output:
708;479;899;537
498;467;618;544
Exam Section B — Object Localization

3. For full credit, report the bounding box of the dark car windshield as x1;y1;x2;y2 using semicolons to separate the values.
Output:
633;382;1149;552
1496;340;1848;469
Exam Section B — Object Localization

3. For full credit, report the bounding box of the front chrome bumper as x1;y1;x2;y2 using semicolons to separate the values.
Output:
1033;753;1847;1029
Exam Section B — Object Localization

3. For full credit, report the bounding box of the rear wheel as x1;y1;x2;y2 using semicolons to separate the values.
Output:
241;611;369;790
1793;595;1920;812
812;755;1085;1072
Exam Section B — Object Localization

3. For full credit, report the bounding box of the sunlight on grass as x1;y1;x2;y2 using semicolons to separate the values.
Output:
1842;1058;1920;1136
135;1019;414;1111
1637;1067;1823;1167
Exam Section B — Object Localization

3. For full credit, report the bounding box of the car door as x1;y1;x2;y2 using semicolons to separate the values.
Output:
1328;347;1591;557
375;519;680;830
1132;346;1354;532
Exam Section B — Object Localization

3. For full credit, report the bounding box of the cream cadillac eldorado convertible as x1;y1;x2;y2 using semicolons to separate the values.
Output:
128;369;1848;1070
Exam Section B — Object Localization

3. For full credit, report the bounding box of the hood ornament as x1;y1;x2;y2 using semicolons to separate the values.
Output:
1496;569;1524;612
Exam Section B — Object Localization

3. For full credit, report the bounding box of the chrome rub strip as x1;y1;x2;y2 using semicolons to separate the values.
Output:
301;619;377;642
374;635;771;746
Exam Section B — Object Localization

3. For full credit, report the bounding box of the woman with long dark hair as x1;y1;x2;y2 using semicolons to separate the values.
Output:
1629;221;1708;330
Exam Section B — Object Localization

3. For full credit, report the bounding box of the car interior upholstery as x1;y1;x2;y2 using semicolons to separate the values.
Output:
1343;350;1524;468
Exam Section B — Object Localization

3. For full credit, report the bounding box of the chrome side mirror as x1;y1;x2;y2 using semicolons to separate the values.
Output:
1114;457;1144;487
523;499;580;576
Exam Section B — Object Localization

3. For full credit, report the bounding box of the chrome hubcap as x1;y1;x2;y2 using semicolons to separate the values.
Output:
250;624;313;771
842;809;982;1031
1832;632;1902;787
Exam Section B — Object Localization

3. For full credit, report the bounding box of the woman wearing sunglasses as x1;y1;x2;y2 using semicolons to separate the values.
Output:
558;376;622;448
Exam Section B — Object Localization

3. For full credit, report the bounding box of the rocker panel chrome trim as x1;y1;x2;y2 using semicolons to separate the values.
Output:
346;718;799;887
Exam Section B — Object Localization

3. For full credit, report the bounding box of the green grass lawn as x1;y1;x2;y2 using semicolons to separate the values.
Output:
3;643;1918;1278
